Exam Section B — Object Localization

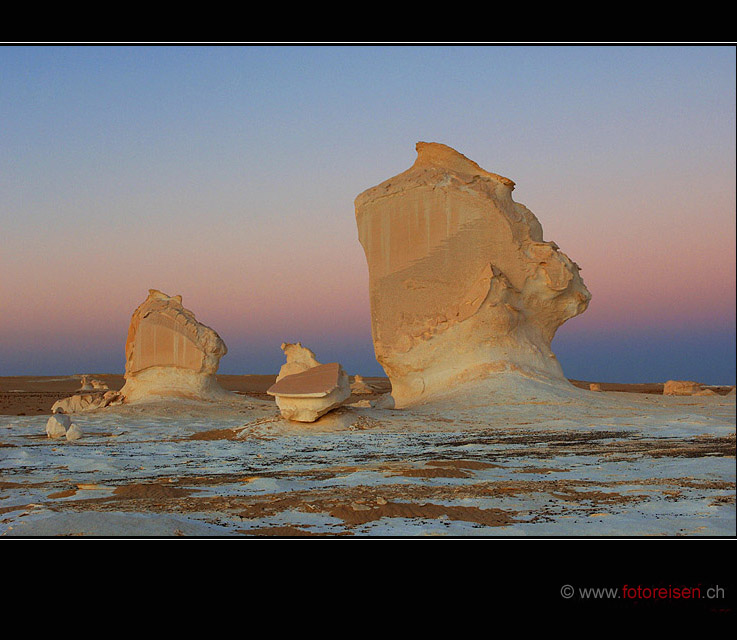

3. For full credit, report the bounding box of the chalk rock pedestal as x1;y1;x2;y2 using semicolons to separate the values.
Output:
267;362;351;422
355;142;591;407
119;290;233;403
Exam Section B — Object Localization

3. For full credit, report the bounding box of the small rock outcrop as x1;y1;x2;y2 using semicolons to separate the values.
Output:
355;142;591;406
663;380;702;396
350;374;375;394
51;390;123;414
118;290;232;403
694;388;718;396
267;362;351;422
589;383;603;392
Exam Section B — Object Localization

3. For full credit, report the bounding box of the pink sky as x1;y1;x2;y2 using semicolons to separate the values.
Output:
1;46;734;382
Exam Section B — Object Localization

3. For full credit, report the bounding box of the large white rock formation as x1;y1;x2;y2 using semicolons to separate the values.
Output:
355;142;591;406
118;289;232;403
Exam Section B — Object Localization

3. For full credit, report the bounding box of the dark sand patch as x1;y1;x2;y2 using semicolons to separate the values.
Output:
709;494;735;507
443;431;735;460
187;428;241;441
237;525;341;537
380;459;503;479
327;501;516;527
112;483;198;500
47;489;78;499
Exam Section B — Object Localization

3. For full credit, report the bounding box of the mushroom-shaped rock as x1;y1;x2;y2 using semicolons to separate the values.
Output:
267;362;351;422
276;343;322;382
118;290;233;403
355;142;591;406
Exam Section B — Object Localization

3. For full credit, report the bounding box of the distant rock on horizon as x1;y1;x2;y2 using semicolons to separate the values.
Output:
663;380;703;396
355;142;591;406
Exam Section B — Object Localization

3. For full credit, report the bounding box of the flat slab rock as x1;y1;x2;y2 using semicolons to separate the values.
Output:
267;363;342;398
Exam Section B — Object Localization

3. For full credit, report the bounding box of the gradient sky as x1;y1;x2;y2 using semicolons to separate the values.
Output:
1;45;735;383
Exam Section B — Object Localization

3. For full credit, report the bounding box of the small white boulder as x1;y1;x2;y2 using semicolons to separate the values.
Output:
66;423;83;441
46;412;71;439
370;394;395;410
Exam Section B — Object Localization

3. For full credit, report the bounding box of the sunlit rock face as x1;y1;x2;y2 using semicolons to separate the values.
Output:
355;142;591;407
119;289;232;402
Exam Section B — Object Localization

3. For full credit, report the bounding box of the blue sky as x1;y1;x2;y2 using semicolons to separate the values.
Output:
1;45;734;383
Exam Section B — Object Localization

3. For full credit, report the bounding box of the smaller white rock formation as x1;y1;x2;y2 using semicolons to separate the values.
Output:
589;383;603;392
118;289;233;403
663;380;702;396
78;375;94;391
52;390;123;414
267;362;351;422
46;410;71;439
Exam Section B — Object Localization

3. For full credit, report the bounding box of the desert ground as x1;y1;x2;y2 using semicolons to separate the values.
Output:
1;374;734;537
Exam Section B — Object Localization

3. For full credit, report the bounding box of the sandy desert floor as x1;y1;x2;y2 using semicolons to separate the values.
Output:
0;374;734;537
